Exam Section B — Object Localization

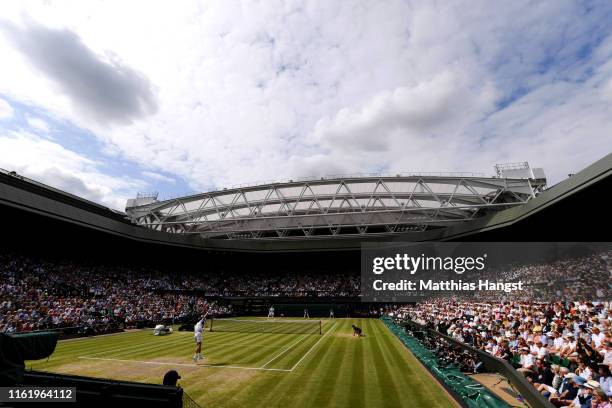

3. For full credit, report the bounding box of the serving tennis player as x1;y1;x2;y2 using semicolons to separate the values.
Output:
193;306;209;362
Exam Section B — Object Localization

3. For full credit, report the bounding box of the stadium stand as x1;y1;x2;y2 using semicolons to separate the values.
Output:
386;300;612;406
0;251;357;334
2;248;609;334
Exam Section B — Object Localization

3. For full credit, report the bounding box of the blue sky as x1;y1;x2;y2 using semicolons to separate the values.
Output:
0;1;611;209
0;94;194;201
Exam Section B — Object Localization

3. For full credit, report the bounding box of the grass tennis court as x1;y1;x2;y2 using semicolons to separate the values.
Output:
26;318;457;408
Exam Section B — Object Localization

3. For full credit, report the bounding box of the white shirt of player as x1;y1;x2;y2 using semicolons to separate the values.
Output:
194;318;205;342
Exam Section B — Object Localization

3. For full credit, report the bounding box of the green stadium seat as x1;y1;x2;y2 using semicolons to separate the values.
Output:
380;317;511;408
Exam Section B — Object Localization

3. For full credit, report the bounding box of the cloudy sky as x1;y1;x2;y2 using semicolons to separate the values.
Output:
0;1;611;210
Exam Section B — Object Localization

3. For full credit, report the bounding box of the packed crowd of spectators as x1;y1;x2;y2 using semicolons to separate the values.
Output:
387;300;612;407
466;251;611;302
411;250;611;303
0;252;357;333
513;252;610;301
142;270;359;297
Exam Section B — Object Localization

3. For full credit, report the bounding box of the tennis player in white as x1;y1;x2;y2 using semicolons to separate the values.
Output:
193;308;209;362
268;305;275;320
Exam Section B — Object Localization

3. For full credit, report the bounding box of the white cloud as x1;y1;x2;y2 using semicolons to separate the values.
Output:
142;171;175;184
0;131;145;209
0;19;157;125
25;115;49;132
0;97;13;119
0;0;610;205
312;71;496;152
477;75;612;182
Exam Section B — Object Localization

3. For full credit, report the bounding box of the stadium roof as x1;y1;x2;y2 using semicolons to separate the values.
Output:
125;164;546;239
0;154;610;252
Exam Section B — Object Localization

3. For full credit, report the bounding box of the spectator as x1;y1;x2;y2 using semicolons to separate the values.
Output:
599;365;612;398
162;370;181;386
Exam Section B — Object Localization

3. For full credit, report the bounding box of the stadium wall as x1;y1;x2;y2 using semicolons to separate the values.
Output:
20;371;184;408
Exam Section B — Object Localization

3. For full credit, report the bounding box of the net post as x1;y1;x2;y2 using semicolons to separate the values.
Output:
210;317;214;332
319;320;322;335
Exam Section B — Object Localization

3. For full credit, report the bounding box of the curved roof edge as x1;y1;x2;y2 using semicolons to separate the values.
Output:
0;153;610;253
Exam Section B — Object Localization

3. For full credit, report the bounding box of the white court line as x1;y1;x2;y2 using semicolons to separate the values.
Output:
80;338;286;358
216;342;287;349
288;322;336;372
59;330;143;342
77;325;335;373
259;334;309;368
78;356;291;372
177;331;291;348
